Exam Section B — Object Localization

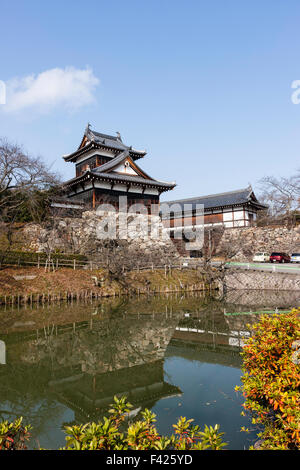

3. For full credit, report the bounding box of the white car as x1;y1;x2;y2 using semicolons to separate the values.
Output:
291;253;300;263
253;252;270;263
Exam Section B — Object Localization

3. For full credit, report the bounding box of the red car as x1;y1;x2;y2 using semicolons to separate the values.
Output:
270;252;290;263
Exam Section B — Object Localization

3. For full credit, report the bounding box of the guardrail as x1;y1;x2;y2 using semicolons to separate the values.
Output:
0;256;204;272
0;257;93;270
223;261;300;272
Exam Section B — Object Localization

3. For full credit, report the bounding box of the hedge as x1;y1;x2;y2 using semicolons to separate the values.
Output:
236;309;300;450
0;250;88;266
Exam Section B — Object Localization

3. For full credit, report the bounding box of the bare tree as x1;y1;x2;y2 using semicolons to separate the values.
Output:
258;171;300;226
0;137;61;260
0;138;59;206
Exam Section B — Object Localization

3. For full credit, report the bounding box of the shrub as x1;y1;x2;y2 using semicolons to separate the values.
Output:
62;396;227;450
0;418;31;450
236;309;300;450
0;398;227;451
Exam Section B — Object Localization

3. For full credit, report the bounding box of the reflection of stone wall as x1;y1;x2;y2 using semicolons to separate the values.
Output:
224;289;300;308
14;315;179;376
2;313;181;425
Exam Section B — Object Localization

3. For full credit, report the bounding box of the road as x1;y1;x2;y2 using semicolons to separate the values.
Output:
222;261;300;275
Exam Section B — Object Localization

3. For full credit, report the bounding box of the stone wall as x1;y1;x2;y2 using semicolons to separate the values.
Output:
22;210;180;263
224;269;300;291
216;225;300;261
21;213;300;264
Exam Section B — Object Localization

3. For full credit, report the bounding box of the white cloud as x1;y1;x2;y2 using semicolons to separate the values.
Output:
3;66;99;113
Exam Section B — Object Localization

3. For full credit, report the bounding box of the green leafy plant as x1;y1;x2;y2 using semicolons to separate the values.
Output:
236;309;300;450
0;417;31;450
62;396;227;450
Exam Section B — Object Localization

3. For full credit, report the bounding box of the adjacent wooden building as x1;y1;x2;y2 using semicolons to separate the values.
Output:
161;186;267;234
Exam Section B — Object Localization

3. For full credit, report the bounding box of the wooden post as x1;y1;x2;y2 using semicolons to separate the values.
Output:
73;259;76;270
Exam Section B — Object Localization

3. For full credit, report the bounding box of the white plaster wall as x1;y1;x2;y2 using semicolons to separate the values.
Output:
113;163;138;175
143;188;159;195
128;187;143;194
223;212;233;221
111;183;127;192
94;181;112;190
233;210;244;221
224;221;234;228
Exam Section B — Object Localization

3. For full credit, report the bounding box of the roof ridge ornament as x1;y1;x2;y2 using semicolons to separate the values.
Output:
85;122;91;135
116;131;122;142
84;122;95;144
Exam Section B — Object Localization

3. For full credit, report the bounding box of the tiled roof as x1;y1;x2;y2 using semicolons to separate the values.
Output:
91;171;176;189
161;187;267;212
87;129;133;152
63;126;146;162
64;170;175;190
63;145;176;191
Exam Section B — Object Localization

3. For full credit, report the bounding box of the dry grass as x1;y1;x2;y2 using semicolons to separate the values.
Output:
0;266;207;298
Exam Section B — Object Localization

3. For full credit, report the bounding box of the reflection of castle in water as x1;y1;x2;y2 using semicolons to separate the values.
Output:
1;311;183;423
50;360;181;422
0;290;295;425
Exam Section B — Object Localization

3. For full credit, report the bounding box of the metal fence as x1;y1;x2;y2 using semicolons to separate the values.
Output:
0;255;203;272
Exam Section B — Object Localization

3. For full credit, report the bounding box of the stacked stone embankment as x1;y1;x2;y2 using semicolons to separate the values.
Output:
216;225;300;261
224;269;300;291
22;211;181;263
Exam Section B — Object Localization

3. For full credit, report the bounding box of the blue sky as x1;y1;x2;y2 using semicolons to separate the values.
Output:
0;0;299;200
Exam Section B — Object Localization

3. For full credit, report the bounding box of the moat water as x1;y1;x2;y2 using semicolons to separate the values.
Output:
0;289;299;450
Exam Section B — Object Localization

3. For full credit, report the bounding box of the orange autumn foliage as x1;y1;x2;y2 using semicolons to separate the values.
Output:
237;309;300;450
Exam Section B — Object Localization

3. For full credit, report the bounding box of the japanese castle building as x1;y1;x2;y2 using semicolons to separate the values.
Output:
61;124;176;213
59;125;267;229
